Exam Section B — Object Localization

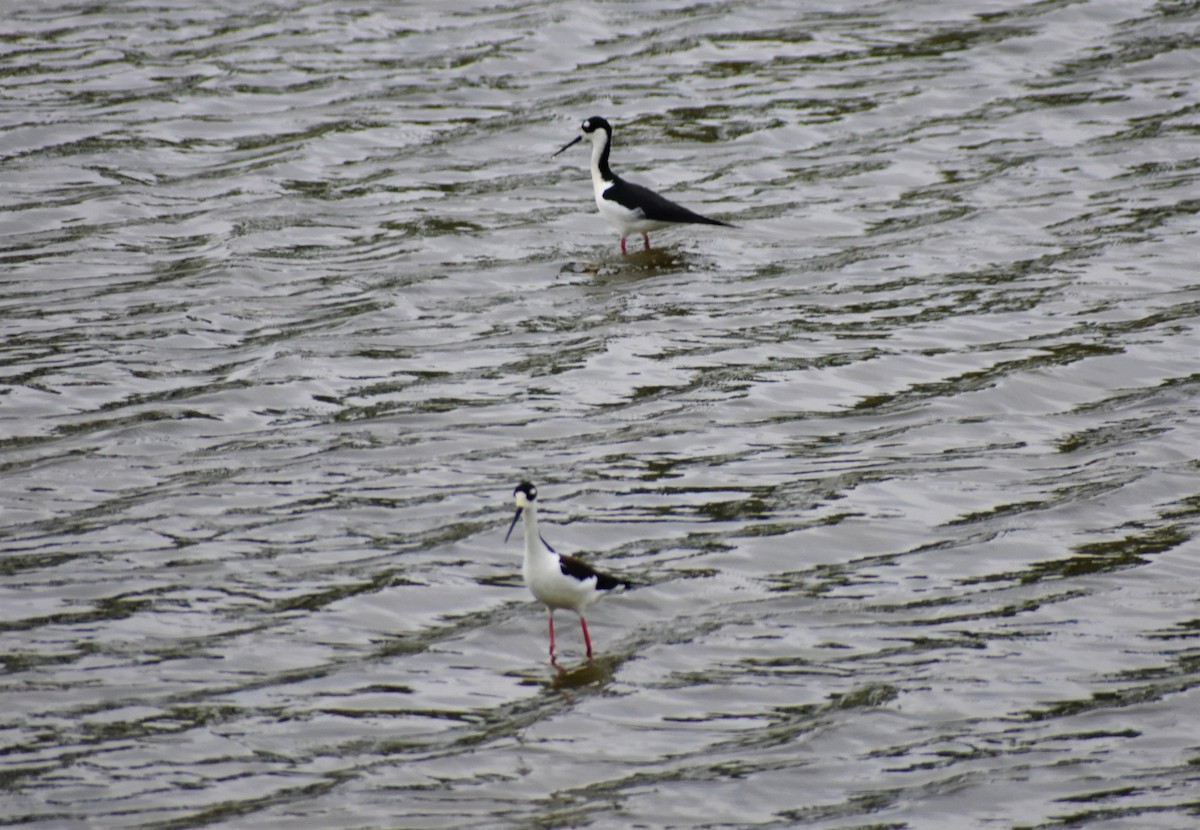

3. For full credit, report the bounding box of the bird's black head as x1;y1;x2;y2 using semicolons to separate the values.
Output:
553;116;613;157
506;481;538;543
580;116;611;135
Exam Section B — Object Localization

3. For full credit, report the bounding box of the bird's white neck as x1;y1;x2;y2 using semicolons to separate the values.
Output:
589;129;614;186
521;503;553;565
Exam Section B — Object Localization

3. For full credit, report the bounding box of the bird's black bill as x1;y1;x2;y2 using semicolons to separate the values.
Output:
505;507;523;543
552;135;581;157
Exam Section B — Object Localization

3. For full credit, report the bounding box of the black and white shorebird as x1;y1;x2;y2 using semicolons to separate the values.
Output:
505;481;627;663
553;115;734;255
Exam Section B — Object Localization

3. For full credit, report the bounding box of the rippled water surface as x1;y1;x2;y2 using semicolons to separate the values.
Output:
3;0;1200;827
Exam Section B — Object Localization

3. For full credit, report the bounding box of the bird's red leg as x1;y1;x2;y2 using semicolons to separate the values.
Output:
580;616;593;660
548;611;557;662
643;233;651;251
620;237;628;256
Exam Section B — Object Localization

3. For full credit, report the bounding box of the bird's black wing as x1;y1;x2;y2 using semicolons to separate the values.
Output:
558;553;629;591
607;176;734;227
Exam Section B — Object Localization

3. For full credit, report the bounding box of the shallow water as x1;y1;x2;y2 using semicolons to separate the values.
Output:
2;0;1199;827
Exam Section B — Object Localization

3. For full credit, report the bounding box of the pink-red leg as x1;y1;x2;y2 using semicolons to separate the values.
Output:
620;237;628;256
547;611;557;660
642;232;651;250
580;616;593;660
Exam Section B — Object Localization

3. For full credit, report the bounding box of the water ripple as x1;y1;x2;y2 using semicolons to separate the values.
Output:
3;0;1200;827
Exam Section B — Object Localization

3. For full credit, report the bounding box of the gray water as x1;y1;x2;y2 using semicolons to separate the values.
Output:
2;1;1199;828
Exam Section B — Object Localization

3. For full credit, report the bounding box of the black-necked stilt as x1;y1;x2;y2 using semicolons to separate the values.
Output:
505;481;628;663
553;115;734;255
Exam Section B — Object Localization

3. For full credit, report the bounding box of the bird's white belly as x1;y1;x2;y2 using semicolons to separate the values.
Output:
594;180;669;236
524;557;598;612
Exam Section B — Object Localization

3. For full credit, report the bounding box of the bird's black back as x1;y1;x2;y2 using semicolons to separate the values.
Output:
607;176;734;227
558;553;629;590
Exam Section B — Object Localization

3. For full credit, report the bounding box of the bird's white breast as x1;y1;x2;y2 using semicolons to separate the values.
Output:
524;553;599;612
593;179;669;236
